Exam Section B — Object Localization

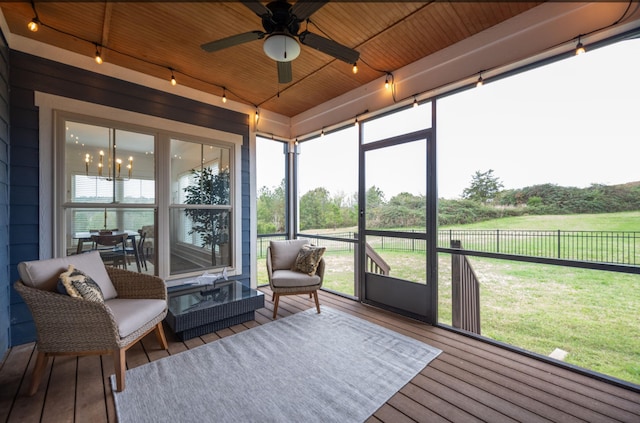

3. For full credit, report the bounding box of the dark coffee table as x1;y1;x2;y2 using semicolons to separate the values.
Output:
165;280;265;340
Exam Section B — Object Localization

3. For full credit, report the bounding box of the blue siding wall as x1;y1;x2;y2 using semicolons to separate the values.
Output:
8;50;251;346
0;32;9;357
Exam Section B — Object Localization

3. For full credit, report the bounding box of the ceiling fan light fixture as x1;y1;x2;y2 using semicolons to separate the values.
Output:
263;34;300;62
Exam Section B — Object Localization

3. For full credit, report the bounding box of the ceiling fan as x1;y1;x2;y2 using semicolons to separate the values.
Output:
200;0;360;84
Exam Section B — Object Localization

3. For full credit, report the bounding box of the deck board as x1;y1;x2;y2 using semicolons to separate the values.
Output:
1;287;639;423
75;355;108;423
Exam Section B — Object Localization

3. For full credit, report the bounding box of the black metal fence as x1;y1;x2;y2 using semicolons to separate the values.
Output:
439;229;639;266
258;230;640;266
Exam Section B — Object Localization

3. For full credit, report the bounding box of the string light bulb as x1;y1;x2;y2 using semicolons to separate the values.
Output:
320;128;324;137
352;62;358;74
94;45;103;64
413;96;418;108
385;74;390;90
575;36;586;56
222;88;227;103
255;108;259;124
28;17;39;32
354;117;359;127
169;68;176;86
476;74;484;88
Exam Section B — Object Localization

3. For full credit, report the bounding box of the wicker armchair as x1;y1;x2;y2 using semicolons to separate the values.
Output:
266;239;325;319
14;251;168;394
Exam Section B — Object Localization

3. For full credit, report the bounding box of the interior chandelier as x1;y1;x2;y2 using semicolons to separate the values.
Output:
262;34;300;62
83;131;132;181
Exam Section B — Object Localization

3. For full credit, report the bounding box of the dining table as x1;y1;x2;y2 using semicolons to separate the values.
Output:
73;230;142;272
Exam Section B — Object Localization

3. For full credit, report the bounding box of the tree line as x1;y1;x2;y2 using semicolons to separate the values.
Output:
257;173;640;233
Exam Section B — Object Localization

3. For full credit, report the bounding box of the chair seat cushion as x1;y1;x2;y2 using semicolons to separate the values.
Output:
18;251;118;300
105;298;167;338
271;269;321;288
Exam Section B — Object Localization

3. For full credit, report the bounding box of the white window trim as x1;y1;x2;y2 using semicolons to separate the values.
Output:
35;92;244;283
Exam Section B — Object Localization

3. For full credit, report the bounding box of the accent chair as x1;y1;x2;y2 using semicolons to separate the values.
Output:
14;251;168;394
266;239;325;319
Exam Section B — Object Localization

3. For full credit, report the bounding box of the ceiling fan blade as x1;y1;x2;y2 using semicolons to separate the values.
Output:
291;0;328;21
278;61;293;84
201;31;265;53
298;31;360;64
240;0;272;18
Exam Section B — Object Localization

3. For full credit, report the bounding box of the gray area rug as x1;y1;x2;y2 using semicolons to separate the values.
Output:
112;306;442;423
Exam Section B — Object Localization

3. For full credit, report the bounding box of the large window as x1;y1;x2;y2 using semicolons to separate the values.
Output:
62;119;156;269
58;112;239;281
256;137;287;285
297;126;359;296
436;37;640;384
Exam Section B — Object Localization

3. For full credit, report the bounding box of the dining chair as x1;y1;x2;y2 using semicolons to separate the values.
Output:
91;233;129;269
140;224;155;265
136;230;148;271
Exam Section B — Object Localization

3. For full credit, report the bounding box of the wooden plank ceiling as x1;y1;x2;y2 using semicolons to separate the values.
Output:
1;1;541;117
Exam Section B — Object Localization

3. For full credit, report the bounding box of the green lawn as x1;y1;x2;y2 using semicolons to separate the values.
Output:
440;210;640;231
443;212;640;383
256;211;640;384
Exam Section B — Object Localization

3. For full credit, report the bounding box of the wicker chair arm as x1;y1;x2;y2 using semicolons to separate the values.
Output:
107;267;167;300
316;257;325;285
14;281;120;352
266;247;274;286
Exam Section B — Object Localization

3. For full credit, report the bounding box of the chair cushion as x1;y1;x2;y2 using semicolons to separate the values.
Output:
270;239;309;270
105;298;167;338
292;245;326;276
18;251;118;300
271;269;321;288
57;265;104;303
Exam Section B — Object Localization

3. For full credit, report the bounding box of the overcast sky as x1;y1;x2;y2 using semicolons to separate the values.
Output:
258;37;639;200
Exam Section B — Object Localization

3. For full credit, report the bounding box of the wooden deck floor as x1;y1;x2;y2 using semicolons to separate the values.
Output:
2;287;639;423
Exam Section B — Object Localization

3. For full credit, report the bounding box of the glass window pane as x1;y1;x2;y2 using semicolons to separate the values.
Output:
297;127;358;296
362;102;431;144
64;207;155;273
365;140;427;232
256;137;286;235
65;121;155;204
169;208;231;275
171;139;231;206
298;126;358;233
170;138;232;276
